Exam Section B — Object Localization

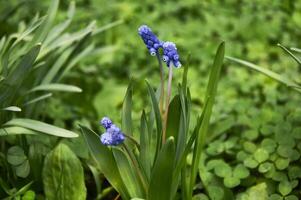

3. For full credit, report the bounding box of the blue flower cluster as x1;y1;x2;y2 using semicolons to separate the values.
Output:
100;117;125;146
138;25;162;56
162;42;181;68
138;25;181;68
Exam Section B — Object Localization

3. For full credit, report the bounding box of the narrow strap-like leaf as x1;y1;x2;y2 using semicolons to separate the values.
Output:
28;83;82;93
226;56;301;93
122;80;133;136
146;81;163;159
4;118;78;138
189;42;225;198
148;137;175;200
2;106;21;112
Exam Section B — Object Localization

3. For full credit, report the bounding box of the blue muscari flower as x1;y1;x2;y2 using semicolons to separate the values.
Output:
100;116;112;129
100;118;125;146
138;25;162;56
162;41;181;68
100;131;125;146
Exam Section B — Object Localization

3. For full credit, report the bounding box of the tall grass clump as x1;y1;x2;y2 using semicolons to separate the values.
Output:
0;0;119;199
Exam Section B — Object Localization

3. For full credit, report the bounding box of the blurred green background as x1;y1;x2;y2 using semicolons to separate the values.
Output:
2;0;301;126
1;0;301;199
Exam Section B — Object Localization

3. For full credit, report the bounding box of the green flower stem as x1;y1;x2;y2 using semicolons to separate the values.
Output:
163;65;173;144
122;144;148;195
156;53;165;116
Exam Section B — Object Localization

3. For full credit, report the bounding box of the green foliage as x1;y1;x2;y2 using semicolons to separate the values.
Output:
0;0;108;198
2;0;301;199
43;143;86;200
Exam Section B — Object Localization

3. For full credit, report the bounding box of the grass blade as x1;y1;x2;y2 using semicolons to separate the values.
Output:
165;95;181;145
0;127;37;136
29;0;59;45
148;137;175;200
2;106;21;112
112;148;144;198
0;44;41;104
93;20;124;35
146;80;163;158
122;81;133;136
189;42;225;198
226;56;301;92
29;83;82;93
140;110;151;180
277;43;301;65
4;118;78;138
23;93;52;106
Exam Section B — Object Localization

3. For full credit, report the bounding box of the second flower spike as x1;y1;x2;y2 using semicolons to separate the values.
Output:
162;41;181;68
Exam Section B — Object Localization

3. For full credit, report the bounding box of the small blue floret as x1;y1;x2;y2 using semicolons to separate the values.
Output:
138;25;162;56
100;117;112;129
162;41;181;68
100;131;125;146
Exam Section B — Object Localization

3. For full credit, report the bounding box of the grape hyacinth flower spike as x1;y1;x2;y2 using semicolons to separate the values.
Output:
100;117;125;146
138;25;163;56
162;41;181;68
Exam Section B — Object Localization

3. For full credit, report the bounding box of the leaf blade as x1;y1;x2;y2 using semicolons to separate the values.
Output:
4;118;78;138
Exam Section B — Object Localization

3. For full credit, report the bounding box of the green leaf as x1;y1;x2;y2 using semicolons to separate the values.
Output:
243;157;258;169
43;1;75;46
254;148;269;163
243;141;257;153
93;20;123;35
190;41;225;196
146;80;163;157
223;176;240;188
43;143;86;200
2;106;21;112
21;190;36;200
10;181;33;199
166;95;181;145
182;53;191;91
275;158;289;170
233;164;249;179
7;146;26;165
16;160;30;178
0;44;41;103
0;127;37;136
112;148;144;198
288;166;301;180
242;183;268;200
122;81;133;136
226;56;301;92
140;111;151;180
148;137;175;200
23;93;52;106
278;181;292;196
29;83;82;93
4;118;78;138
258;162;273;173
277;43;301;65
261;138;277;153
285;195;299;200
41;47;73;84
30;0;59;45
80;125;130;199
214;162;232;178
